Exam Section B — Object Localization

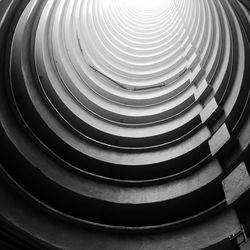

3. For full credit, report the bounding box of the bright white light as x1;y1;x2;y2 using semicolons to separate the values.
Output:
118;0;172;13
101;0;173;15
125;0;168;9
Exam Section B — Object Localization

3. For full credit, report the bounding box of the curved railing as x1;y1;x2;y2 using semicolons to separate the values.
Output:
0;0;250;248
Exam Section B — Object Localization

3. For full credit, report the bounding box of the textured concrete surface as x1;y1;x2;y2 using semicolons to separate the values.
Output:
223;162;250;205
1;0;250;248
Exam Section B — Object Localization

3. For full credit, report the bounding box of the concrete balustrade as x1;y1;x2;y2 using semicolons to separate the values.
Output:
1;0;250;248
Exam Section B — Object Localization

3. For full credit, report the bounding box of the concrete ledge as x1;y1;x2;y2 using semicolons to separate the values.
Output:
187;53;200;71
222;162;250;205
208;123;230;156
200;98;223;127
190;64;205;85
195;79;213;103
240;240;250;250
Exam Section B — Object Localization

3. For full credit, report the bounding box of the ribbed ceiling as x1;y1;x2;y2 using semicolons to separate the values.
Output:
1;0;250;237
32;0;211;172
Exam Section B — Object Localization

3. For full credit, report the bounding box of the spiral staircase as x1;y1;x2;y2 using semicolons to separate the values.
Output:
1;0;250;249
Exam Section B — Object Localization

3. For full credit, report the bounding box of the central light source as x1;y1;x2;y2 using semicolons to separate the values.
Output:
4;0;250;247
122;0;171;11
117;0;172;12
